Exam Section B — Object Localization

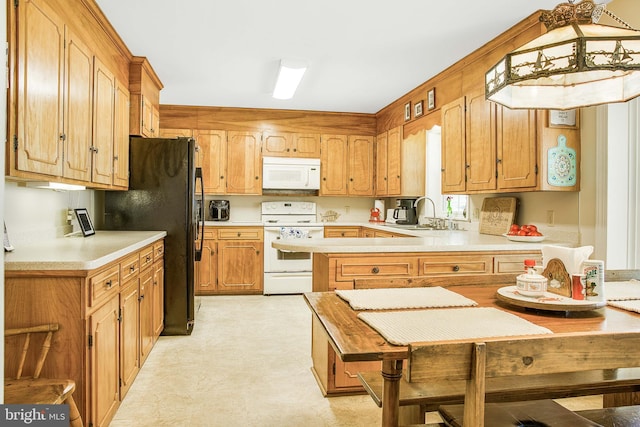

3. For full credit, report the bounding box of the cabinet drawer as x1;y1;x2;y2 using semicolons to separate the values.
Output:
203;228;217;240
335;257;418;281
89;264;120;308
153;240;165;261
325;227;360;238
494;254;542;274
217;228;263;240
140;245;154;271
418;255;492;275
121;253;140;283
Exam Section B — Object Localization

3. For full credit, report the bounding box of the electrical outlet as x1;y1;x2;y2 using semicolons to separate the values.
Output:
546;210;555;226
67;209;74;222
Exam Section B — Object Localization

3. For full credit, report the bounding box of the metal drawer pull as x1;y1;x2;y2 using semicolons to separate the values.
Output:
105;280;112;288
372;267;379;274
453;265;460;272
130;266;136;273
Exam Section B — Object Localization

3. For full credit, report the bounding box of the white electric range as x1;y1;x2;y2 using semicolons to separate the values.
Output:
261;201;324;295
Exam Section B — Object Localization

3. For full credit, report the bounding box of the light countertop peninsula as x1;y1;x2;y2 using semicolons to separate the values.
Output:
272;229;569;253
5;230;167;271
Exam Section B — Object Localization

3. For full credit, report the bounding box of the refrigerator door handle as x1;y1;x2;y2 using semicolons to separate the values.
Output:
195;167;204;262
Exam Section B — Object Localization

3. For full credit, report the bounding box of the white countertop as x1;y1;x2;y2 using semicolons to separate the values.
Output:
272;229;567;253
5;230;167;271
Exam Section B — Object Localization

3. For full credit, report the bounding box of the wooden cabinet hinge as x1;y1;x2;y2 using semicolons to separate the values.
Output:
535;164;539;175
14;0;18;8
88;335;93;348
332;362;336;375
13;135;18;151
118;308;123;322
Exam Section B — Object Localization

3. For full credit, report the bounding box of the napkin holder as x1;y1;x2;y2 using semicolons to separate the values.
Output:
542;258;572;297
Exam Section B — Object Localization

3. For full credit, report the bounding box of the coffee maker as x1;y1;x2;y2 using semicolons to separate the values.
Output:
393;198;418;225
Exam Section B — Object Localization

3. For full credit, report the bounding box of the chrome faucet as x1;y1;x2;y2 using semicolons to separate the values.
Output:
413;197;437;221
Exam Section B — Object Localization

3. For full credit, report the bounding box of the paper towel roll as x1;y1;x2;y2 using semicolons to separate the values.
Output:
375;200;385;221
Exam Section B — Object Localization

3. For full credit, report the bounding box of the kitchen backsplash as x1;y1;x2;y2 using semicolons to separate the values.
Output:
4;182;581;247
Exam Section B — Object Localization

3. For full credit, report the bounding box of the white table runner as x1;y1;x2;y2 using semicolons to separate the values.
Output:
335;286;477;310
358;307;552;346
607;299;640;314
605;280;640;301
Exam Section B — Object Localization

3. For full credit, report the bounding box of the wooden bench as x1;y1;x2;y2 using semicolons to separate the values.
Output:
358;368;640;421
439;401;640;426
413;333;640;427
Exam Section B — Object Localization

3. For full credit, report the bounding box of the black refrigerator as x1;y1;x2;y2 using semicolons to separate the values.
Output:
104;137;204;335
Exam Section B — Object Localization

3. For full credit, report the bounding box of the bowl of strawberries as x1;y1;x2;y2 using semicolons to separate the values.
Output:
503;224;545;242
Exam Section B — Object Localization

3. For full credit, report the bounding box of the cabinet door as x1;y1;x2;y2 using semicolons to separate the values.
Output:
141;95;153;137
119;279;139;400
466;91;496;192
348;136;375;196
375;131;388;196
386;126;402;196
92;56;115;185
293;133;321;158
320;135;348;195
226;131;262;194
497;107;537;190
441;97;466;193
16;0;65;177
195;130;226;194
152;260;164;339
262;131;292;157
196;239;217;295
112;80;130;188
217;240;263;293
139;267;154;366
89;295;120;427
63;29;93;182
151;106;160;137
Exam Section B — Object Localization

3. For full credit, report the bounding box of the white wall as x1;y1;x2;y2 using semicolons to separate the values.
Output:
4;182;97;246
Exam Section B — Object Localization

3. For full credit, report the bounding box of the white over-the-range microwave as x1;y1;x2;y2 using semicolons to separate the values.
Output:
262;157;321;190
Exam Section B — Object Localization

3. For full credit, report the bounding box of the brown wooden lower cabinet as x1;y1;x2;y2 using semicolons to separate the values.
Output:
196;226;263;295
311;249;541;395
4;238;164;427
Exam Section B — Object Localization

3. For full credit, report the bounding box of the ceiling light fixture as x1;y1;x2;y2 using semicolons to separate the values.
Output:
272;60;307;100
485;0;640;110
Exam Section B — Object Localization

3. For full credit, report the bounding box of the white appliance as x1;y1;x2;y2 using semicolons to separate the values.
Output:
262;201;324;295
262;157;321;190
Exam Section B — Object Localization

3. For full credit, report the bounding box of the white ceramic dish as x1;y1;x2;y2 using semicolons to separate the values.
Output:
502;233;545;243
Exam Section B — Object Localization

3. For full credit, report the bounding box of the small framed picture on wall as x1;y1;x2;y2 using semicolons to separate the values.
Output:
414;101;423;118
427;88;436;110
404;102;411;121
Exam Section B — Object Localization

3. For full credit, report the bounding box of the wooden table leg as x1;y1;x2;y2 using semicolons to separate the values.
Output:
381;359;404;427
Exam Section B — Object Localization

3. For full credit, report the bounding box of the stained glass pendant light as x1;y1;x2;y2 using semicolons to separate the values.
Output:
485;0;640;110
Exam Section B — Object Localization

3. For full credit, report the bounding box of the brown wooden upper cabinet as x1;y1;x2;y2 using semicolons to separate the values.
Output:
375;126;402;197
226;131;262;194
10;0;129;189
262;131;321;158
441;89;580;195
320;135;374;196
129;57;163;138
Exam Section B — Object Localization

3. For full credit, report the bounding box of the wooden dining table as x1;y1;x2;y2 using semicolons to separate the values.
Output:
304;284;640;427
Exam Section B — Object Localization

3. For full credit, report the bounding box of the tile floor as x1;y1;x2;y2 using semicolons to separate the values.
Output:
110;294;601;427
